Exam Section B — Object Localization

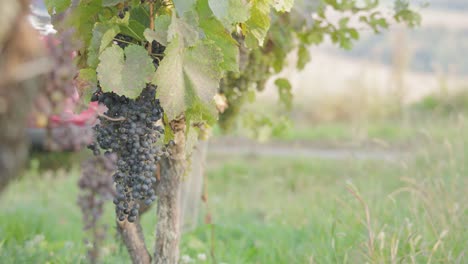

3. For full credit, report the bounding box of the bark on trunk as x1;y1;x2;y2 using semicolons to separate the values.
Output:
154;118;186;264
117;218;152;264
180;140;207;232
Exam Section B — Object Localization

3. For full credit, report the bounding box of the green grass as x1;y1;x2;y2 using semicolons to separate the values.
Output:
1;116;467;263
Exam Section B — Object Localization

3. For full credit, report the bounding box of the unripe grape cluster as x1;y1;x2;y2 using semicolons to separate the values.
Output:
92;84;166;222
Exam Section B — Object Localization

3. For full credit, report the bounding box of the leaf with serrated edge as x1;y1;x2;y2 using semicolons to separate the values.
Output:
122;45;155;97
153;39;185;119
153;37;223;120
200;18;239;72
88;23;120;68
97;45;124;94
97;45;155;98
244;0;272;48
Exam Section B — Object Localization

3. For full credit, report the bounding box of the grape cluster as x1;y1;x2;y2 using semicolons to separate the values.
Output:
78;153;117;263
150;40;166;68
33;32;76;119
78;153;117;230
93;84;165;222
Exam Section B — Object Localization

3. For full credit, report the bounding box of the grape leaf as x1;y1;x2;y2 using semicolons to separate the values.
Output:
76;68;98;103
208;0;250;28
153;37;223;120
97;46;123;94
173;0;196;16
122;45;155;93
65;0;103;46
199;18;239;72
186;98;218;126
111;13;146;41
102;0;125;6
87;23;120;68
243;0;272;48
97;45;155;98
168;12;199;47
144;15;171;46
274;78;292;110
146;12;199;48
296;44;310;70
44;0;71;14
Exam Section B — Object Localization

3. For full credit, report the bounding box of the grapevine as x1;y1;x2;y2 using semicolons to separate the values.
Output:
39;0;423;262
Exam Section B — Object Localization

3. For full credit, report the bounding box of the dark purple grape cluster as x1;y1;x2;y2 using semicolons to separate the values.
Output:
42;31;77;114
78;153;117;263
78;153;117;230
151;41;166;68
93;84;165;222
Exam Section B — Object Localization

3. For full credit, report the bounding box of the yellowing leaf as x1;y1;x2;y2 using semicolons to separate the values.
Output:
153;37;223;120
244;0;272;48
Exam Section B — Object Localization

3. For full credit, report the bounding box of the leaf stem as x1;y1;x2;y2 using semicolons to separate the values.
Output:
98;113;126;122
113;38;136;46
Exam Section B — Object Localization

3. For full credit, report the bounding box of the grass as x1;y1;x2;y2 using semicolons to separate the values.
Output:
1;113;467;263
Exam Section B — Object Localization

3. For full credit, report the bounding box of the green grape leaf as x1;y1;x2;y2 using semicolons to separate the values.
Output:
144;15;171;46
296;44;310;70
102;0;125;6
97;46;124;94
111;13;146;41
272;0;294;12
186;99;218;126
199;18;239;72
97;45;155;98
173;0;197;16
77;68;98;103
274;78;292;110
122;45;155;93
130;5;150;28
87;23;120;68
65;0;103;46
162;114;175;144
208;0;250;28
243;0;272;48
44;0;71;14
168;12;199;47
146;12;200;50
153;37;223;120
